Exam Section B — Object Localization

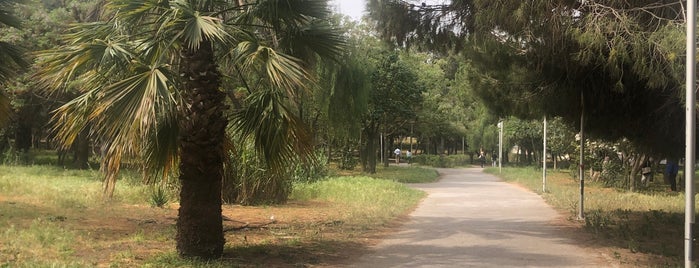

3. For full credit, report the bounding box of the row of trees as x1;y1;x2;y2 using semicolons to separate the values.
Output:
0;0;502;260
367;0;694;186
5;0;680;260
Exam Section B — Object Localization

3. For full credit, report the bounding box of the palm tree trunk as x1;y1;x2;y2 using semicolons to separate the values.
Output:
176;39;226;259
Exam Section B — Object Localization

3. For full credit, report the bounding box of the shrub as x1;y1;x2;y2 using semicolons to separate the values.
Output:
149;186;169;208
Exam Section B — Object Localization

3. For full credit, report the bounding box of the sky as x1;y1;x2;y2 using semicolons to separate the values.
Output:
331;0;366;21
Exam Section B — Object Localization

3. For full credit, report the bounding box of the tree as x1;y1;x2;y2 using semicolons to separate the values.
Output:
36;0;343;260
367;0;689;158
0;0;28;126
359;51;423;172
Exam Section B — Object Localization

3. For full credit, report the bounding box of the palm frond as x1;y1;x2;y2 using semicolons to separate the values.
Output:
0;92;11;126
280;20;346;63
232;88;314;172
34;24;135;92
0;41;27;81
51;61;180;168
160;1;227;50
250;0;331;29
180;12;228;50
232;41;310;97
89;63;179;141
51;91;97;148
142;111;179;183
0;0;23;28
108;0;170;23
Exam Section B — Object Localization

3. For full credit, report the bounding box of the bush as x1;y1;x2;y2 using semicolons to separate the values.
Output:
149;186;169;208
411;154;471;168
292;151;329;183
338;149;357;170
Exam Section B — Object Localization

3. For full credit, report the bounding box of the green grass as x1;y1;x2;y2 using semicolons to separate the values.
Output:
0;165;150;207
1;162;429;267
329;164;440;184
291;176;426;226
485;166;687;266
1;218;86;266
0;165;163;267
366;166;440;183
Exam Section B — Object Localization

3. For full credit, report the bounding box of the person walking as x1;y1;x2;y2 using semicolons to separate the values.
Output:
664;159;679;191
394;148;401;164
478;151;485;168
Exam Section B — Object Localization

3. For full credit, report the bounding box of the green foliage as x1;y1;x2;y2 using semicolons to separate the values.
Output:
222;139;292;206
1;218;80;265
365;166;439;183
290;176;425;225
149;186;170;208
368;0;688;157
412;154;471;168
338;148;357;170
291;151;329;183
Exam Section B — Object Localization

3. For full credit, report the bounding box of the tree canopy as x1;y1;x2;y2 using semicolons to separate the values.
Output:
368;0;690;157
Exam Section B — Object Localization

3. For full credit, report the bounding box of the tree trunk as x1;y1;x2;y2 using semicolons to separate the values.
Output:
176;40;225;259
360;125;378;173
73;128;90;169
629;154;646;192
15;123;31;153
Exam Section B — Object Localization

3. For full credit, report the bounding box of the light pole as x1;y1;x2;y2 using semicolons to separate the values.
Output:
498;120;503;173
543;116;547;193
685;1;696;266
410;122;414;154
578;91;585;221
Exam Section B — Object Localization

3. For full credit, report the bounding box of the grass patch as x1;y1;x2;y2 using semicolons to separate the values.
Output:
0;218;82;265
329;165;439;183
485;166;687;266
291;176;426;226
366;166;440;183
0;165;150;206
1;163;429;267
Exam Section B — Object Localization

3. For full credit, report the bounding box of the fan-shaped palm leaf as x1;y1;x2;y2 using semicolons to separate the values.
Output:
232;88;313;172
231;41;310;96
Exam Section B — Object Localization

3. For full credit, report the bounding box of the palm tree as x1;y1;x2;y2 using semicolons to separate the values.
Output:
0;0;27;125
36;0;344;259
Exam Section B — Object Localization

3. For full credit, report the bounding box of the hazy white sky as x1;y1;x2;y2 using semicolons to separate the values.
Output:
331;0;366;21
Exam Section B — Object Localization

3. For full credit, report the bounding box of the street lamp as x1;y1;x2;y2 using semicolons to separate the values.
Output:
497;120;503;173
543;116;547;193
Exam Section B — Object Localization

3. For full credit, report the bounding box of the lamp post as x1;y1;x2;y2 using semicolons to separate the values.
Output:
498;120;503;173
543;116;547;193
685;1;696;266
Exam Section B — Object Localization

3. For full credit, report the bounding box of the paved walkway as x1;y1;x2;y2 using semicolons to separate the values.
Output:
349;167;612;267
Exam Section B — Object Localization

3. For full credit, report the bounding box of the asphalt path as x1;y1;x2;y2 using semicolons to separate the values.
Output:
349;167;612;268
